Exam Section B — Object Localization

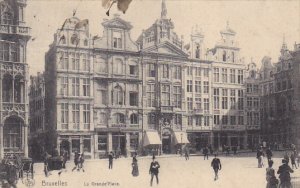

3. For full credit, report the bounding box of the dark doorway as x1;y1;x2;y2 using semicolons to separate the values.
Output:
60;140;70;160
162;134;171;154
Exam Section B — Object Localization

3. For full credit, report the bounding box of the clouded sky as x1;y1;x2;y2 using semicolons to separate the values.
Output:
26;0;300;75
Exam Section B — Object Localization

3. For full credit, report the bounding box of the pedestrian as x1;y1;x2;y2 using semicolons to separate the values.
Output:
284;151;290;164
58;149;68;176
43;151;51;177
203;146;209;160
266;147;273;161
209;145;213;155
226;146;230;156
149;156;160;186
72;150;80;172
277;159;294;188
108;151;114;169
211;154;221;181
184;147;190;161
266;160;278;188
131;155;139;177
78;152;85;172
257;148;264;168
290;152;297;169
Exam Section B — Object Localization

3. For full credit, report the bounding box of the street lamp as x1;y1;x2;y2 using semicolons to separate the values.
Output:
181;133;183;156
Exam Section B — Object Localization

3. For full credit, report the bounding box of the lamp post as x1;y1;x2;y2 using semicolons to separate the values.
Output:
181;133;183;156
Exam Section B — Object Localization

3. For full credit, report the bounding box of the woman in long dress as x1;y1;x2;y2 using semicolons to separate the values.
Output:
131;156;139;177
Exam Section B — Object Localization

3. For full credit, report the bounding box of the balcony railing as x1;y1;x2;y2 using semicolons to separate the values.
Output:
0;24;31;36
2;102;25;111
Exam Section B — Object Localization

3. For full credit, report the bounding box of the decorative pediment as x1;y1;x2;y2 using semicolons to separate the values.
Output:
102;16;133;30
142;41;188;57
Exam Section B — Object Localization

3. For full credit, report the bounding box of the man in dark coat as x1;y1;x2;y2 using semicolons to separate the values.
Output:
266;147;273;161
149;156;160;186
108;152;114;169
203;146;209;160
211;154;222;181
277;159;294;188
72;151;80;171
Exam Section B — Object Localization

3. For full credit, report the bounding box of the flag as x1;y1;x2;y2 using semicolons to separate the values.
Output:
102;0;132;16
74;19;89;30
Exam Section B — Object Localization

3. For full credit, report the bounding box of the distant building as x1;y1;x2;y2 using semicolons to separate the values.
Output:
0;0;31;159
29;72;45;160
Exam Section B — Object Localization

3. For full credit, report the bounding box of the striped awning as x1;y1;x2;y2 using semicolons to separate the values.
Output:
173;132;190;144
143;131;162;146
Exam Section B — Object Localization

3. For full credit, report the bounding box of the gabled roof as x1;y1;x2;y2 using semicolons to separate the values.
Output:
141;41;188;57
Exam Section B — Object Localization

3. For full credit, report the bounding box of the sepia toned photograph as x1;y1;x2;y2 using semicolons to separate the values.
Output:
0;0;299;187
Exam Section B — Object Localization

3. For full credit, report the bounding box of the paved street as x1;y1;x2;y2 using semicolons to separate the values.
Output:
17;153;300;188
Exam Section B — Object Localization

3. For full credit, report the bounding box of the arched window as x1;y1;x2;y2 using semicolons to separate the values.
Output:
222;51;226;62
250;70;256;78
195;46;200;59
112;85;124;105
130;114;138;124
232;52;235;62
113;113;125;124
2;11;12;25
70;34;79;45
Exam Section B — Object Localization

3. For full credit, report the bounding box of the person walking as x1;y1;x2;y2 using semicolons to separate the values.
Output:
78;152;85;172
72;151;80;172
58;149;68;176
211;154;222;181
184;147;190;161
257;148;264;168
203;146;209;160
108;151;114;169
131;155;139;177
266;147;273;162
284;151;290;164
149;156;160;186
266;160;278;188
43;151;51;177
290;152;298;169
277;159;294;188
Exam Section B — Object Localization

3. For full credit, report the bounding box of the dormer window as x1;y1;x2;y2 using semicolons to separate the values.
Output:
195;46;200;59
223;51;227;62
113;31;122;49
84;39;88;46
71;34;79;46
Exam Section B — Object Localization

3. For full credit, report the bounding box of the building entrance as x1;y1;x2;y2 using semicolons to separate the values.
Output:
162;129;172;154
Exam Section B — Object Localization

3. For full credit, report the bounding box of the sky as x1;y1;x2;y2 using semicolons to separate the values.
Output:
26;0;300;76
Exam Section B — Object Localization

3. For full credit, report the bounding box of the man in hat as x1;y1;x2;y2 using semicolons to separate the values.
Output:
108;151;114;169
149;156;160;186
277;159;294;188
211;154;222;181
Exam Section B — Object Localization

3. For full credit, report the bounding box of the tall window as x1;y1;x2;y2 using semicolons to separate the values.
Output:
214;115;220;125
187;97;193;111
238;116;244;125
173;86;181;108
230;116;236;125
195;98;201;110
71;52;79;70
2;12;13;25
147;84;155;107
113;31;122;48
130;114;138;124
187;67;192;76
230;69;236;83
173;66;181;79
129;92;138;106
187;80;192;92
148;113;156;125
230;89;236;109
114;59;123;74
238;90;244;110
213;88;219;110
162;64;169;78
204;98;209;111
129;65;137;75
70;34;79;45
195;81;201;93
71;77;80;96
203;68;209;77
83;78;90;96
112;86;124;105
161;85;170;106
195;67;201;77
247;97;253;108
82;53;90;71
61;77;68;96
187;116;193;126
61;51;68;69
247;112;253;125
213;68;219;82
147;63;156;77
222;68;227;83
83;104;90;129
247;84;253;93
222;89;228;109
11;43;17;62
174;114;182;126
203;81;209;94
238;70;243;84
61;103;69;129
253;97;259;109
195;116;201;126
72;104;80;129
222;115;228;125
195;46;200;59
0;42;19;62
204;116;209;126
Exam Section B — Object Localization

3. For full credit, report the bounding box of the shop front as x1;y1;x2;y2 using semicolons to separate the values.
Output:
143;131;161;156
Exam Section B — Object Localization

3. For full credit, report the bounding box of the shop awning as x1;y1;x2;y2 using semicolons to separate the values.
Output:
143;131;162;146
173;132;190;144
